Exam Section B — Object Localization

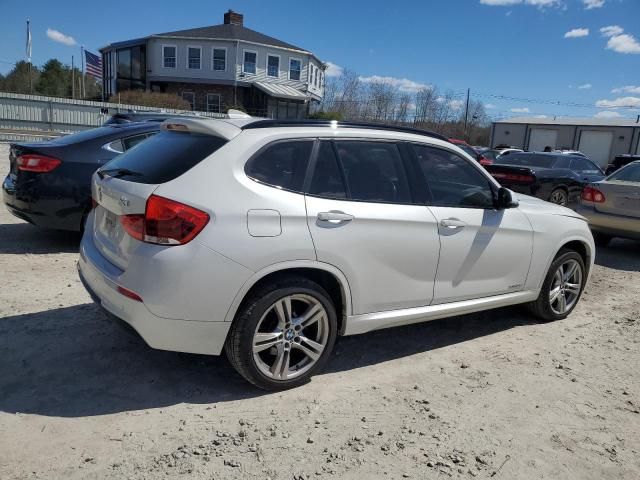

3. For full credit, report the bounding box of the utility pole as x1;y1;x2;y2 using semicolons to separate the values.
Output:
463;87;470;141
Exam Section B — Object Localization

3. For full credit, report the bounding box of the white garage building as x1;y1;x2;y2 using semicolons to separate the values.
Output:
490;116;640;167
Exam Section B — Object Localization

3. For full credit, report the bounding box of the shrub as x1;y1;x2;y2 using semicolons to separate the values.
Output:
108;90;191;110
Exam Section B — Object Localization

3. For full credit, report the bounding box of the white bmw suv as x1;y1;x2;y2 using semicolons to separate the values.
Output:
79;118;594;390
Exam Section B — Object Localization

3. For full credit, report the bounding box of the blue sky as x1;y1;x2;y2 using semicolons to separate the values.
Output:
1;0;638;120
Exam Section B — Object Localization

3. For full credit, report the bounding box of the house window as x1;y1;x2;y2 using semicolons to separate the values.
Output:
182;92;195;110
289;58;302;81
243;50;257;74
187;47;201;69
267;55;279;77
207;93;221;113
213;48;226;71
162;45;176;69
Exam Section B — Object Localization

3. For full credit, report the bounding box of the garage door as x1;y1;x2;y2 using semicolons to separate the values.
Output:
578;131;613;168
529;129;558;152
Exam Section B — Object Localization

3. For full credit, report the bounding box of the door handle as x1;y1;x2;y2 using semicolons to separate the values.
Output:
317;211;354;224
440;218;466;229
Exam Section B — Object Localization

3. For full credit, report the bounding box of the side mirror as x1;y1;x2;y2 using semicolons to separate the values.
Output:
496;187;519;209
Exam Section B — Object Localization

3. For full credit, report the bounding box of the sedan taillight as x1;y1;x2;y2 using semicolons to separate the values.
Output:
16;154;61;172
581;186;606;203
119;195;209;245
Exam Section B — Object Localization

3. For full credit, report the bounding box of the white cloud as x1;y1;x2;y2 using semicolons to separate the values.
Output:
325;62;343;78
46;28;76;46
595;96;640;108
359;75;430;93
583;0;604;9
510;107;531;113
606;34;640;54
594;110;622;118
600;25;624;37
485;103;497;109
564;28;589;38
449;100;465;110
533;115;549;118
612;85;640;94
578;83;592;89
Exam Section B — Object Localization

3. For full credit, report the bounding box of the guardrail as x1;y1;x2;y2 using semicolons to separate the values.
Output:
0;91;225;142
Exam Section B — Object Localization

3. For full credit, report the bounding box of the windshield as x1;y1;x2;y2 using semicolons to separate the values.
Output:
496;153;556;168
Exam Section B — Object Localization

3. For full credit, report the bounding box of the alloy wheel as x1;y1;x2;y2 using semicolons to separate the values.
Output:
550;189;568;206
252;294;329;381
548;259;582;315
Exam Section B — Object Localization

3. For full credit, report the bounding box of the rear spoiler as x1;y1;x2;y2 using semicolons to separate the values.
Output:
485;164;537;184
160;117;243;140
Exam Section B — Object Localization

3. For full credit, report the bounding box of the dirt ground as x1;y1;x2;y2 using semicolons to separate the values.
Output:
0;142;639;480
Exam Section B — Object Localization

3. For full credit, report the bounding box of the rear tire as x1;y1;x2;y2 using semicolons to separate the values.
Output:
526;248;585;322
549;188;568;206
592;231;612;248
225;275;337;391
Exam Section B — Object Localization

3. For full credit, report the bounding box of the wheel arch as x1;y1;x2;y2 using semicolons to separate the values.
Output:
224;260;353;335
550;236;594;282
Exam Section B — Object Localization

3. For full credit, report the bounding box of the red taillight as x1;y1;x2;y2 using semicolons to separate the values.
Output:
16;154;62;173
581;186;606;203
491;172;535;183
117;285;143;302
119;195;209;245
479;155;493;166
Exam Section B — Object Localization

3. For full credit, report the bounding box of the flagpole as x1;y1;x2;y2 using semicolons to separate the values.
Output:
26;19;32;94
81;46;85;99
71;55;75;99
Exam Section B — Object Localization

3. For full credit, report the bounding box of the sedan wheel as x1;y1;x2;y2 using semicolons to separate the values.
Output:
253;294;330;381
549;188;568;206
548;259;582;315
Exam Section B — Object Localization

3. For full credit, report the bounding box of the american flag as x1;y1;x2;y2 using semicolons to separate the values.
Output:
84;50;103;78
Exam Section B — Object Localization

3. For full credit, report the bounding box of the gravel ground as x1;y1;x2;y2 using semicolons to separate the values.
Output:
0;142;639;480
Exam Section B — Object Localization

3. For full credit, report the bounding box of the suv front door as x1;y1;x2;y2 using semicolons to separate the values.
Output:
304;140;440;315
411;144;533;305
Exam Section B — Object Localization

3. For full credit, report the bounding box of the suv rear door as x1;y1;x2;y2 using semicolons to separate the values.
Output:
304;139;440;315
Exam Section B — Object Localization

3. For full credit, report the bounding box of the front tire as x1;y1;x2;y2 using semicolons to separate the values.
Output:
527;249;585;322
549;188;568;206
225;276;338;390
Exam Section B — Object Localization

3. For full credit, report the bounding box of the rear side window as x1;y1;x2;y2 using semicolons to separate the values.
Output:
101;131;226;184
309;141;347;199
570;157;601;174
334;141;411;203
245;140;313;192
122;132;155;150
608;163;640;182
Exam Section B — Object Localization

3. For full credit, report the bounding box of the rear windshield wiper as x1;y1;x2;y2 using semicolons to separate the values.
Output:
98;168;143;179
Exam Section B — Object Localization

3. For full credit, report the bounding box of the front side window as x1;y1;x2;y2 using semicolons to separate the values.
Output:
334;141;411;203
207;93;221;113
245;140;314;192
267;55;279;77
187;47;201;69
163;46;176;68
413;144;494;208
182;92;195;110
213;48;226;71
243;51;257;74
289;58;302;81
309;141;347;199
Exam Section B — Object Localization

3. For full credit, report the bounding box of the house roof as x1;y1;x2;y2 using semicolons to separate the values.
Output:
494;116;640;128
151;23;307;53
254;82;307;101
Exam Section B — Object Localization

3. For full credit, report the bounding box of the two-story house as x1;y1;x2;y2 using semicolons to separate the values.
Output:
100;10;326;118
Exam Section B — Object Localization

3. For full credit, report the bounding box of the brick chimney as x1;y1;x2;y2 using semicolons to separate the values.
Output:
224;10;243;26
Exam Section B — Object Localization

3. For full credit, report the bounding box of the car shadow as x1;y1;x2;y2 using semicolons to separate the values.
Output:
595;238;640;272
0;222;80;254
0;302;536;418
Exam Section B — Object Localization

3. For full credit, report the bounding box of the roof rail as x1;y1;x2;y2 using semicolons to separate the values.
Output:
241;120;449;141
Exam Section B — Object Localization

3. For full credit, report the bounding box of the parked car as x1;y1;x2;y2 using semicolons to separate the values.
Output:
79;118;594;390
449;138;492;165
475;148;503;165
494;147;524;157
2;123;160;231
486;152;605;206
605;154;640;176
577;160;640;246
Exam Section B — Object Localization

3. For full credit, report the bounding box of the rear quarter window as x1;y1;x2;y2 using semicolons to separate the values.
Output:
101;131;226;184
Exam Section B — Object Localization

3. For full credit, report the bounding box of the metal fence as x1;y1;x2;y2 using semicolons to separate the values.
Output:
0;91;225;142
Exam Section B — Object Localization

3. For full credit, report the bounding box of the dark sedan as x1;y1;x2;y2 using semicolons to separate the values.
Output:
485;152;605;206
2;123;160;231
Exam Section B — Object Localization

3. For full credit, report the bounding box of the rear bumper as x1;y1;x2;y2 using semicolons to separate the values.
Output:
576;204;640;240
77;227;232;356
2;174;85;231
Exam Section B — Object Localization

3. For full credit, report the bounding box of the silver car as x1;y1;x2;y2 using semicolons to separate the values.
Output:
78;118;594;390
577;160;640;246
